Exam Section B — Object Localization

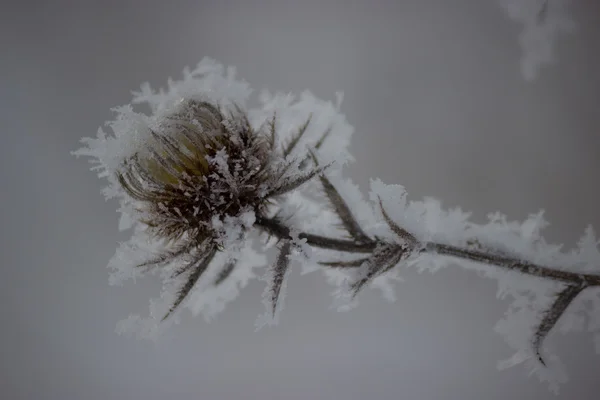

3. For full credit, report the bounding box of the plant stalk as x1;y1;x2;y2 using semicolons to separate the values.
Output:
255;216;600;287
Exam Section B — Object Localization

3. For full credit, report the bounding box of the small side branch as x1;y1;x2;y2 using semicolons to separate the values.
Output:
533;283;587;365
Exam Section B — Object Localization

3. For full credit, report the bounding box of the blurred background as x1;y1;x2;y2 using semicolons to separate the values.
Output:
2;0;599;399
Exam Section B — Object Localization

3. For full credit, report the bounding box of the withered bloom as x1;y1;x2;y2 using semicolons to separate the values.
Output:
116;99;323;318
76;59;600;388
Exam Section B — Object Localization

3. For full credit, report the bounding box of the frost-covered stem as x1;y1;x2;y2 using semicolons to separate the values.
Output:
428;243;600;286
254;216;376;253
256;216;600;287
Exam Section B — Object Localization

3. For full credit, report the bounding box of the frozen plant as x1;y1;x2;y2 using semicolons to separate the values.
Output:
73;58;600;393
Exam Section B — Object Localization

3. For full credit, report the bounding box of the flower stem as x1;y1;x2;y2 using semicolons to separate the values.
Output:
254;216;376;253
255;216;600;287
428;242;600;286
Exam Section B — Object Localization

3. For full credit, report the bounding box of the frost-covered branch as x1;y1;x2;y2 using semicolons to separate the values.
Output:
73;57;600;393
258;215;600;287
429;243;600;287
257;208;600;367
255;215;375;253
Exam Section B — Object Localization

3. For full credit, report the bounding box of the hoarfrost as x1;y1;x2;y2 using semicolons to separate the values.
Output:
75;56;600;393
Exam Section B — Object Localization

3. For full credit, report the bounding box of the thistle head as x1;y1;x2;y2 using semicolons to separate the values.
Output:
117;99;275;247
74;58;353;323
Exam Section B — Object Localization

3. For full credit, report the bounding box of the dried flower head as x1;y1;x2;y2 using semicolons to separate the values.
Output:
115;98;325;318
75;58;600;392
118;100;274;244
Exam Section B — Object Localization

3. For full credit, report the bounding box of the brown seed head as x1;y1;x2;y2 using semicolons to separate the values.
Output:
117;100;275;246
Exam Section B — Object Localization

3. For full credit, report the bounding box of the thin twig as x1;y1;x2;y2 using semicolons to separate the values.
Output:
254;216;376;253
429;242;600;286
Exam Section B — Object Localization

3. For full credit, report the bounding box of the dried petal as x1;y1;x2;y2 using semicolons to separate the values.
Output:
378;196;416;244
269;240;292;316
267;165;329;197
282;114;311;158
351;244;405;297
162;245;217;321
320;175;372;243
214;261;236;286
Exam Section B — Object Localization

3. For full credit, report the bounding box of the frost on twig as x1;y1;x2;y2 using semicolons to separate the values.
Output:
533;282;586;365
318;173;373;243
74;57;600;393
162;244;217;321
264;240;292;319
213;260;236;286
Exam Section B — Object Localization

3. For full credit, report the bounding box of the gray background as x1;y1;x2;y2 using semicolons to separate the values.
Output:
2;0;599;399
